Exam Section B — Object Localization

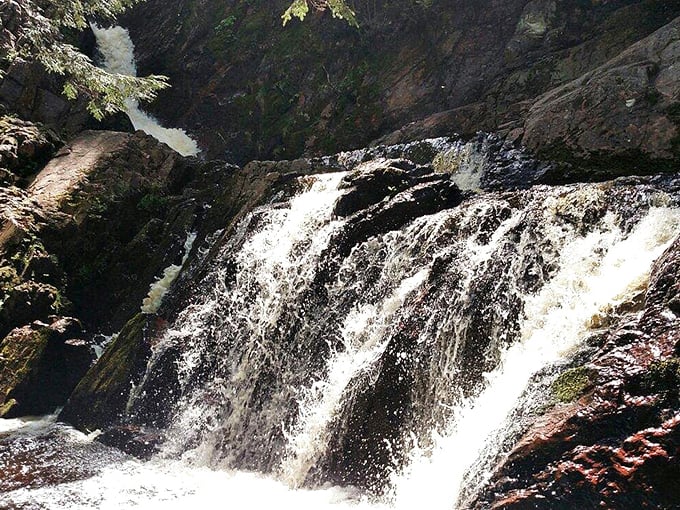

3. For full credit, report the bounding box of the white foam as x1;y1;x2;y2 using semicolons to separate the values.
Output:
91;25;200;157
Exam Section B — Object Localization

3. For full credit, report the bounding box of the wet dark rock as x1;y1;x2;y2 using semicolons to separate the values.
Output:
0;317;94;418
59;314;162;432
334;159;414;217
473;234;680;509
125;341;183;429
97;424;162;459
0;420;126;493
331;177;466;263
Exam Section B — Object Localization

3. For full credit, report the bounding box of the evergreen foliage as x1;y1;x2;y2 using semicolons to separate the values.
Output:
0;0;168;119
283;0;357;27
0;0;355;120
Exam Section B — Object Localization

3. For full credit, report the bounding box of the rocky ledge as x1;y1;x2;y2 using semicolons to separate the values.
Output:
473;235;680;509
0;124;235;417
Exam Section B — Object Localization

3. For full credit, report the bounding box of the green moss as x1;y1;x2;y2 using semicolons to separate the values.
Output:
552;366;596;403
640;358;680;394
138;193;169;215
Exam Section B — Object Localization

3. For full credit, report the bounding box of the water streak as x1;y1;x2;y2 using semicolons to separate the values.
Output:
91;25;200;157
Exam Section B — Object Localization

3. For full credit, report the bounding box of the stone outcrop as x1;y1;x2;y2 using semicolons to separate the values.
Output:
0;317;93;418
472;234;680;509
0;116;62;186
521;16;680;181
121;0;680;170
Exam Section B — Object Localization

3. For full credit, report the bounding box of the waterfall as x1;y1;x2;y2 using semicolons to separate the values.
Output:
90;25;200;157
2;164;679;508
124;172;680;500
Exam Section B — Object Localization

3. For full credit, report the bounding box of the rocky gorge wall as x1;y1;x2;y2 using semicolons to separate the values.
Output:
1;0;680;507
120;0;680;171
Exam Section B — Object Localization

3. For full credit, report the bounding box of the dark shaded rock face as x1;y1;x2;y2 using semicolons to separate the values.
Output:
472;235;680;509
0;317;94;418
59;314;159;432
521;16;680;180
121;0;680;167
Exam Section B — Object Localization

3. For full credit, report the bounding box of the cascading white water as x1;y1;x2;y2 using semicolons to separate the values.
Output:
2;170;679;509
281;268;430;487
154;173;350;466
388;200;680;509
90;25;200;157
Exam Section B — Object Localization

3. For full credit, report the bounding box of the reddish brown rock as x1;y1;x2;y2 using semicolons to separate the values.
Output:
473;235;680;509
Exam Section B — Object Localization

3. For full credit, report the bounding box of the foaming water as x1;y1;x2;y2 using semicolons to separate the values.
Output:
142;231;197;313
0;417;384;510
90;25;200;157
388;205;680;509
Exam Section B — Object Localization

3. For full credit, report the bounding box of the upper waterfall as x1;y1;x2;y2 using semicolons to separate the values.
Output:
90;25;200;157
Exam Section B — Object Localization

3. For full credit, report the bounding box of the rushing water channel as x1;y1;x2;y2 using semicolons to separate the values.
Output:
2;166;679;508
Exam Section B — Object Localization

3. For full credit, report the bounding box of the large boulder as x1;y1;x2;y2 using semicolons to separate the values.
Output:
0;317;94;418
521;16;680;182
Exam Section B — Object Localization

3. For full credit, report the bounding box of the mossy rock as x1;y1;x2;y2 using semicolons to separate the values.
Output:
59;314;158;432
0;318;92;418
640;358;680;395
0;325;51;417
552;366;597;403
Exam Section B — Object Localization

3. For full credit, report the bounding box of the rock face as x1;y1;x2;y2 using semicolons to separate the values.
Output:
0;116;62;186
121;0;680;169
0;127;236;417
0;61;93;137
0;317;94;418
472;235;680;509
521;16;680;181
